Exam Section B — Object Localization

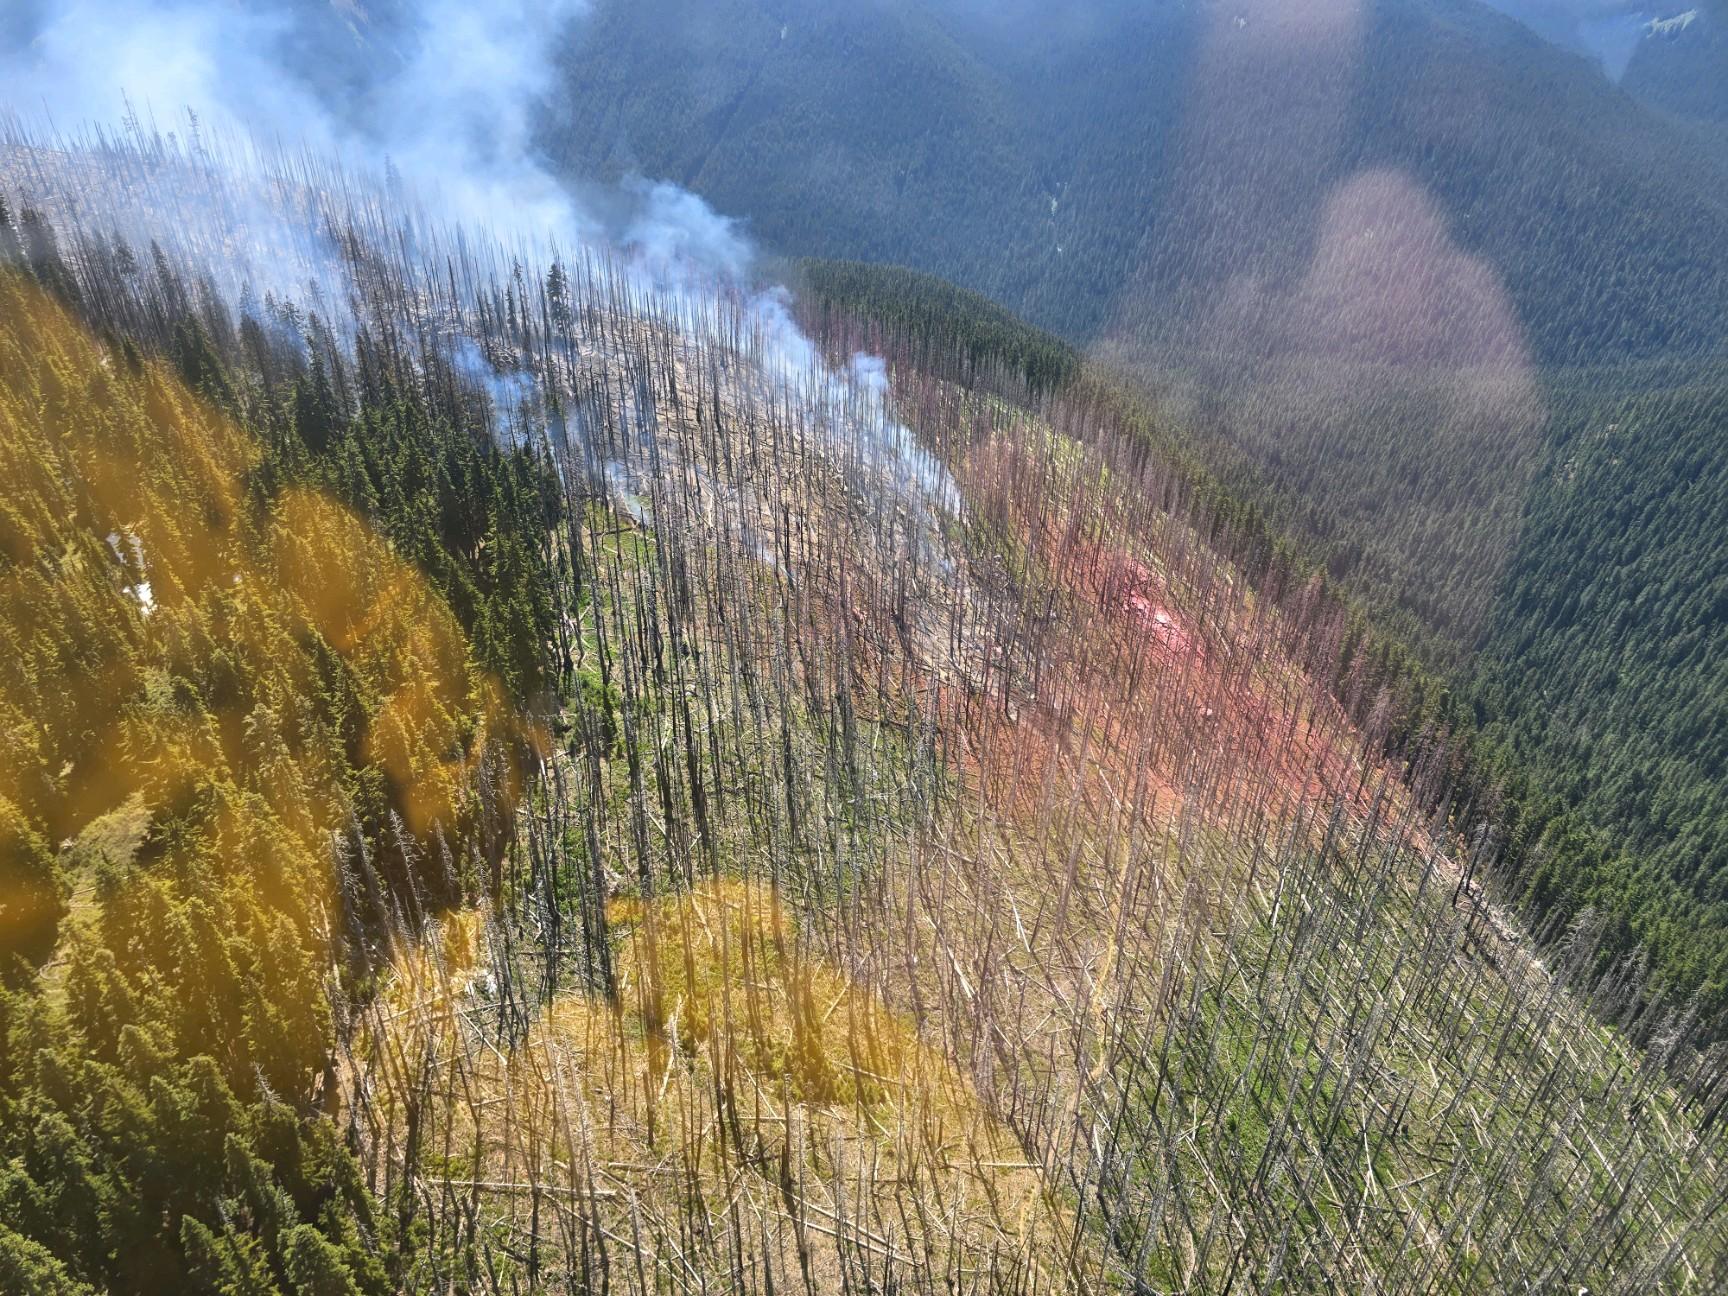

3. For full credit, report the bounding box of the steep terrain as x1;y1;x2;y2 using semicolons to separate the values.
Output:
550;0;1728;367
543;0;1728;769
798;256;1728;1029
1484;0;1728;125
2;133;1726;1292
1623;1;1728;124
548;0;1728;1043
0;260;535;1294
546;0;1728;660
1469;369;1728;992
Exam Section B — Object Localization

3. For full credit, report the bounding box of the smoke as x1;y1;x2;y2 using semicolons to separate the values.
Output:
619;177;754;284
0;0;959;529
0;0;780;272
1;0;594;245
451;337;537;422
6;1;341;146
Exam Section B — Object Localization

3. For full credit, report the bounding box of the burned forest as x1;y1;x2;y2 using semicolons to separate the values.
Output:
0;118;1723;1295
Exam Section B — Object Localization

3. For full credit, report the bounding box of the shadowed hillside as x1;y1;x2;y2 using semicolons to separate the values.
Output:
550;0;1728;367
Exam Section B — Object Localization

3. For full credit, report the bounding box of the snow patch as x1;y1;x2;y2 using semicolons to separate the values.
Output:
1646;10;1698;37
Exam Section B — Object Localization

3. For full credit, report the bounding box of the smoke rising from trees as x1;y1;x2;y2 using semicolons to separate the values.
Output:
0;0;958;520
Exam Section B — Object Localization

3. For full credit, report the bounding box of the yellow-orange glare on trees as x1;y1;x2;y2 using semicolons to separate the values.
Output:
0;266;523;1096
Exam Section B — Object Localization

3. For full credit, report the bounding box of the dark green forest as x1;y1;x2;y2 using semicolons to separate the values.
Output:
1469;369;1728;1008
4;0;1728;1288
550;0;1728;366
789;258;1081;394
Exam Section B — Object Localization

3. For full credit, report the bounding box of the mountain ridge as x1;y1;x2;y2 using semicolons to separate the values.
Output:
548;0;1728;368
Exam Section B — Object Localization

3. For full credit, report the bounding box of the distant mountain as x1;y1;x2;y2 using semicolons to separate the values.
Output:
1623;2;1728;124
1477;0;1728;124
548;0;1728;369
546;0;1728;681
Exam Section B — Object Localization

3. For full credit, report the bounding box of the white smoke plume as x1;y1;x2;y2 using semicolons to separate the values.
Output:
0;0;958;525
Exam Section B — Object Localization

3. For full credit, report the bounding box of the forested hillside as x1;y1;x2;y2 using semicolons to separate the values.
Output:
546;0;1728;686
1469;369;1728;997
5;0;1728;1289
789;258;1081;393
5;132;1725;1290
551;0;1728;367
552;0;1728;1036
0;193;555;1291
796;254;1728;1038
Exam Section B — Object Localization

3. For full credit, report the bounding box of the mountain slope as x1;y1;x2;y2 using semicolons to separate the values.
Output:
547;0;1728;1002
0;262;536;1293
546;0;1728;682
550;0;1728;367
796;254;1728;1030
1472;369;1728;994
5;134;1726;1291
1624;1;1728;125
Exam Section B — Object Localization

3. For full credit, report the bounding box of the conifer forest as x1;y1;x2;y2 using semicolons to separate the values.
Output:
3;2;1728;1293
